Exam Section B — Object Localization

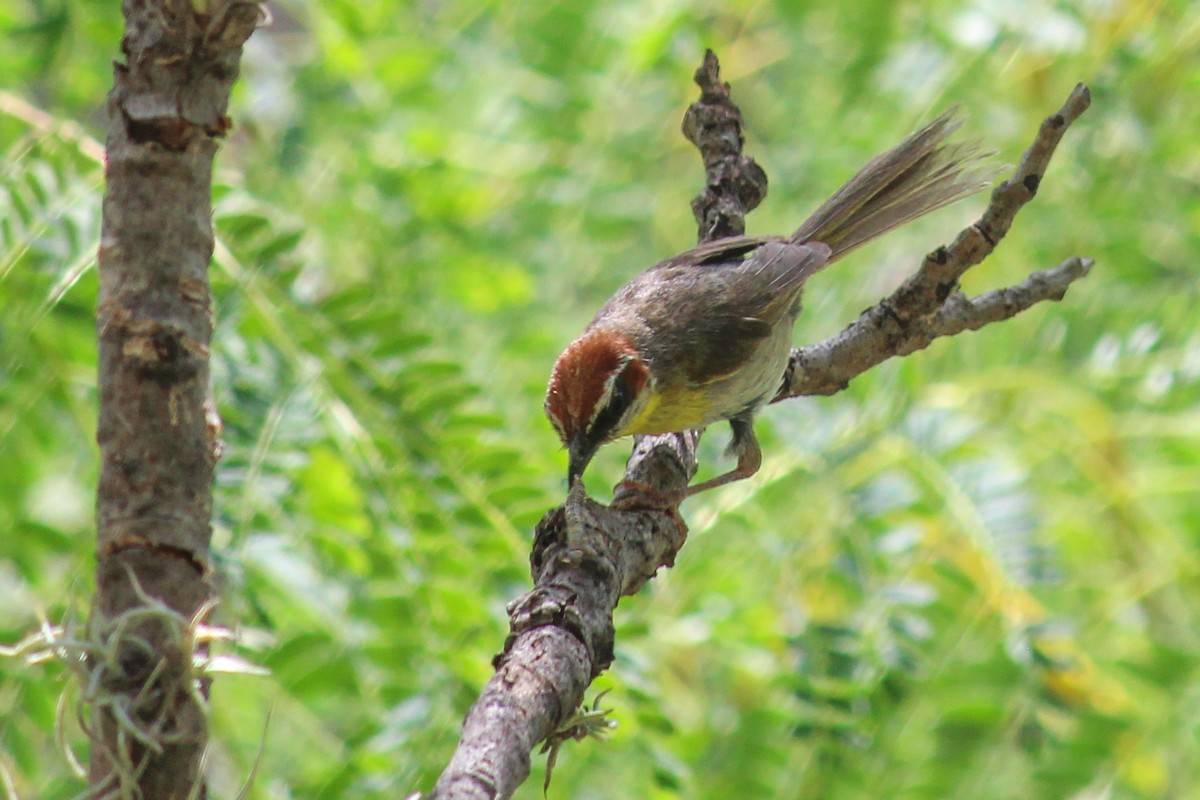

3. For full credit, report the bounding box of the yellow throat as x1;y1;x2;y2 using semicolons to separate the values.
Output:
621;384;713;437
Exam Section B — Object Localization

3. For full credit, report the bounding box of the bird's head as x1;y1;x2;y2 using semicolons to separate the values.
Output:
544;329;653;485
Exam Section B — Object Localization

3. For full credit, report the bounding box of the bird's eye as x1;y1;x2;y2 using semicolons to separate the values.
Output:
610;381;630;409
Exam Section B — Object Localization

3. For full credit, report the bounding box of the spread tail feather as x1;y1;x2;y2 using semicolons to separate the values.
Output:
791;109;995;259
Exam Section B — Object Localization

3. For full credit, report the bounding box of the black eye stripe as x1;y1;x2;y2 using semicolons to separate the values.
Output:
588;378;634;443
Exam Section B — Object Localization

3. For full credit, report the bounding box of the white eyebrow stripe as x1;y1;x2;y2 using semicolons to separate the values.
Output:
587;376;617;431
586;354;635;434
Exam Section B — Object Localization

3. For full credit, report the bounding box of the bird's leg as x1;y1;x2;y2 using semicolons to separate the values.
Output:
685;416;762;496
615;416;762;504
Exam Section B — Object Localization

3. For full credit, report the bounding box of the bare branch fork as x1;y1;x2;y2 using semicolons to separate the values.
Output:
429;52;1091;800
778;82;1092;398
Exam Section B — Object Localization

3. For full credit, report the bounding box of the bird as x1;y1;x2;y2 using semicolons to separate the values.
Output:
545;109;991;498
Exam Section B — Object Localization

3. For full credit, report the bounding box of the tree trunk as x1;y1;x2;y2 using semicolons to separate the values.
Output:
90;2;257;796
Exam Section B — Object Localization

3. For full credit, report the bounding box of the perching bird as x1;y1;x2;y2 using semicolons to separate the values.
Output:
545;110;991;496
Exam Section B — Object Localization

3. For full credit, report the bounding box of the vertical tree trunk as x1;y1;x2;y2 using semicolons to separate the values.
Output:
90;1;257;796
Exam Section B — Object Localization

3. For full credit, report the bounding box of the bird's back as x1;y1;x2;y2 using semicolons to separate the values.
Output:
588;240;830;432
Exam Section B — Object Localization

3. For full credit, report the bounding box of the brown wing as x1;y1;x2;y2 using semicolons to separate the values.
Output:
627;241;830;386
648;235;786;271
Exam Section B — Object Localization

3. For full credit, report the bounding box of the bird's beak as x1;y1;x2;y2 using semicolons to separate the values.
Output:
567;433;598;487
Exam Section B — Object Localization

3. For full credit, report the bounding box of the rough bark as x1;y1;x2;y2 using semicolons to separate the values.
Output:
90;1;258;796
429;53;1091;800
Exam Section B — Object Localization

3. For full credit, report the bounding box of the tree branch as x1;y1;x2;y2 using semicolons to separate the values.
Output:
429;56;1091;800
428;51;754;800
776;84;1092;398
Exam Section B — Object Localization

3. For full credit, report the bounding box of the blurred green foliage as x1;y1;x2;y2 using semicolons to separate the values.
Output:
2;0;1199;798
